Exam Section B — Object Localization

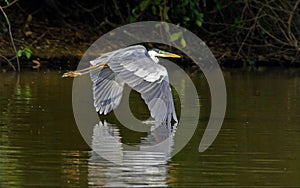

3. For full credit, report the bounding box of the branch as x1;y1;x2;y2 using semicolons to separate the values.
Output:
235;1;264;59
287;0;300;48
0;5;20;71
2;0;18;9
0;54;16;71
112;0;125;23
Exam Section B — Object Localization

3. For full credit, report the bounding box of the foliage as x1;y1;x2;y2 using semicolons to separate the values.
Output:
202;0;300;63
17;47;32;59
130;0;205;28
154;23;187;48
242;57;256;70
1;0;300;69
1;0;10;5
0;0;20;71
130;0;204;48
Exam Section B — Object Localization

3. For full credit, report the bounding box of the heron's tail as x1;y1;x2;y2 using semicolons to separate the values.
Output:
62;64;108;77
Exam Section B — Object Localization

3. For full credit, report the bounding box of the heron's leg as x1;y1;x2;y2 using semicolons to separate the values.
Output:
62;64;108;77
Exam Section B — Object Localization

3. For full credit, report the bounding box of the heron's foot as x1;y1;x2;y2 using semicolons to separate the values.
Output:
62;64;107;77
62;71;82;78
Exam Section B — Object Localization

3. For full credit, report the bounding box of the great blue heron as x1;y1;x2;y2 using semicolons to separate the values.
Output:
63;45;181;122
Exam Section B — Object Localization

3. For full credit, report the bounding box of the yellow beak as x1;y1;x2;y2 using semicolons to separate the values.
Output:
162;53;181;58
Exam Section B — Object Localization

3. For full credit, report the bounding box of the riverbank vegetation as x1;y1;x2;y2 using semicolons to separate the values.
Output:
0;0;299;71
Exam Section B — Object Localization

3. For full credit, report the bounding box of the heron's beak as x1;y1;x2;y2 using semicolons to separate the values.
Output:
161;52;181;58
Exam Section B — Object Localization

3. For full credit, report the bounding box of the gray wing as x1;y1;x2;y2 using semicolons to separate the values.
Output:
90;67;124;115
107;45;178;122
88;46;145;115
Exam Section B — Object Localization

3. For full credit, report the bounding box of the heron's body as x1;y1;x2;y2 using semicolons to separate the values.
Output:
63;45;180;122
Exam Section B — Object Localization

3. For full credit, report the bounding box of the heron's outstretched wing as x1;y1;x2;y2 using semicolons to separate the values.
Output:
107;45;178;122
90;67;124;115
88;45;146;115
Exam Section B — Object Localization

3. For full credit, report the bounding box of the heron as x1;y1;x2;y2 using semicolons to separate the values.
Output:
63;45;181;122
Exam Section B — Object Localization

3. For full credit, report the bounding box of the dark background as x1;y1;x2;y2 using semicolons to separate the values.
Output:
0;0;299;70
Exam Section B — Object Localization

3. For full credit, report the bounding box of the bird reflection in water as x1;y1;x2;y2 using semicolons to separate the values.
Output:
88;120;177;187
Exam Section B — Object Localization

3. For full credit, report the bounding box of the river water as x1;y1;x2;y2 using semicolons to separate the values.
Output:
0;68;300;187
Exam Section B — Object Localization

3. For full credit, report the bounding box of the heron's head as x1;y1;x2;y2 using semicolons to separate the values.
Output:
148;48;181;63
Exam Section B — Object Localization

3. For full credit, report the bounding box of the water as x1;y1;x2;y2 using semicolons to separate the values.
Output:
0;69;300;187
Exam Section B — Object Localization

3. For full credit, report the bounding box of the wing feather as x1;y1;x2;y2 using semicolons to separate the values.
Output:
90;68;124;115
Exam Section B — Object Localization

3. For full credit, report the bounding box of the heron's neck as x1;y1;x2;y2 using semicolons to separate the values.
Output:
148;51;159;63
149;55;159;63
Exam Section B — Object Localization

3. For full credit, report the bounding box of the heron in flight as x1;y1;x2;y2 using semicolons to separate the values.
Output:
63;45;181;122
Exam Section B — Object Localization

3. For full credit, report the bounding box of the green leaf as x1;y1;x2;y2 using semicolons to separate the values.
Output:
182;0;189;6
215;1;221;10
129;15;136;23
163;6;170;20
170;32;182;42
25;51;31;59
24;47;32;53
153;0;161;5
181;37;186;48
140;0;150;11
230;17;241;31
213;0;222;10
22;47;32;59
131;7;138;16
163;23;169;32
196;20;202;27
198;13;204;19
151;5;157;15
17;50;22;57
183;16;190;22
234;17;241;25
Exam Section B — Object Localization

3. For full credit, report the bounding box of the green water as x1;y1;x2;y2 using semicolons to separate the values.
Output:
0;69;300;187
